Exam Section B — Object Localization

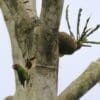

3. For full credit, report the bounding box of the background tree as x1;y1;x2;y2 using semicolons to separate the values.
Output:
0;0;100;100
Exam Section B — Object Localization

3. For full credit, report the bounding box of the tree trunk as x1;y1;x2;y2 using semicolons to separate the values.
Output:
1;0;100;100
0;0;64;100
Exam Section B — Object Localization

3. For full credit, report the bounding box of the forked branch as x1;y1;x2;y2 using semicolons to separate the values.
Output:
40;0;64;33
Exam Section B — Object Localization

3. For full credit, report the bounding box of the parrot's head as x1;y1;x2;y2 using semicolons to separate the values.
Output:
13;64;20;70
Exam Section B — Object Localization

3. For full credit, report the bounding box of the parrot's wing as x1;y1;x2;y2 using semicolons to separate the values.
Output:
18;66;29;86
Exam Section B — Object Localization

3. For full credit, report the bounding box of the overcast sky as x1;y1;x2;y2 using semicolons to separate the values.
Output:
0;0;100;100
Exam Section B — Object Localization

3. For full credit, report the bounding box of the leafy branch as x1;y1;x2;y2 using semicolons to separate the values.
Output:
66;5;100;49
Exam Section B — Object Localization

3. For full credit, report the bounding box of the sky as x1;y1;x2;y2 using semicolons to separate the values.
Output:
0;0;100;100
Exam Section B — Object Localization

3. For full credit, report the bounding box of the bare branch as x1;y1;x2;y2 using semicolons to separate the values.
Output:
0;1;24;65
58;59;100;100
23;0;37;18
3;0;37;24
1;0;42;60
40;0;64;33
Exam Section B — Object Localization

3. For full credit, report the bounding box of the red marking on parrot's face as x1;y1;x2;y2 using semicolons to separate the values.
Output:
13;64;20;70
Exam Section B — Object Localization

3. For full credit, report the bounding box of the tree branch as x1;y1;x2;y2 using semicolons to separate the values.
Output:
0;1;24;65
58;59;100;100
0;0;41;59
0;3;26;98
23;0;37;18
40;0;64;33
2;0;37;23
34;0;64;68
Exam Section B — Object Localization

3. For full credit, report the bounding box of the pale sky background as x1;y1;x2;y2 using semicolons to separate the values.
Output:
0;0;100;100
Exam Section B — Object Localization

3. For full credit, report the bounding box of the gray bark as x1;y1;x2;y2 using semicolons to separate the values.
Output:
0;0;64;100
0;0;100;100
58;59;100;100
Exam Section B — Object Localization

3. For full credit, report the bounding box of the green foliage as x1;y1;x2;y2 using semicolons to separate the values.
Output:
66;5;100;48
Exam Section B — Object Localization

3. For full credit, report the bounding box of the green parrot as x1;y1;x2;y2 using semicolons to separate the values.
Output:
13;64;30;87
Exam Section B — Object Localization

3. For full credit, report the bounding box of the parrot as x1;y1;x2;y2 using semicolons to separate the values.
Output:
13;64;30;87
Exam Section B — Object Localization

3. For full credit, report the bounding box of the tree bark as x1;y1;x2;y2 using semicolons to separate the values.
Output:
0;0;64;100
58;59;100;100
0;0;100;100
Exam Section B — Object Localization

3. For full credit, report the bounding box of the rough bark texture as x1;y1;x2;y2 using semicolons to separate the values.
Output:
0;0;64;100
58;59;100;100
0;0;100;100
